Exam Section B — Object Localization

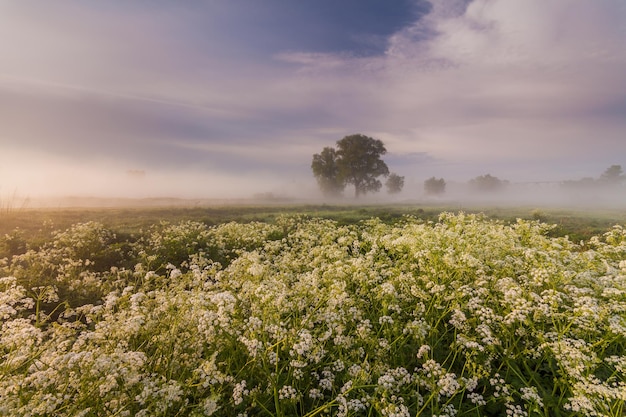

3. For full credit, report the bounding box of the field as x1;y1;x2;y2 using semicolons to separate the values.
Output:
1;203;626;416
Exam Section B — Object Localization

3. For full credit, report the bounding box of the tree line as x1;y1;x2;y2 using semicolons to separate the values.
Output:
562;165;625;189
312;134;625;198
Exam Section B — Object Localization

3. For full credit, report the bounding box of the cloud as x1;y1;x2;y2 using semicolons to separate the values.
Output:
288;0;626;182
379;0;626;171
1;1;625;199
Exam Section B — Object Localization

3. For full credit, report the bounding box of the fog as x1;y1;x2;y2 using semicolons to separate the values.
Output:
4;160;625;210
2;147;625;209
1;1;625;210
0;165;314;205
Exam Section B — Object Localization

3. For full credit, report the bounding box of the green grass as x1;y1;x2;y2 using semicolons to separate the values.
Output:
1;203;625;245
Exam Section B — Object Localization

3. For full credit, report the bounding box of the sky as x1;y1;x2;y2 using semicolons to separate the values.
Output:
1;0;625;201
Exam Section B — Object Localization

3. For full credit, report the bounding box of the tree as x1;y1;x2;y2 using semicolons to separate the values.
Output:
469;174;507;193
335;134;389;198
561;165;624;190
599;165;624;185
312;134;390;198
424;177;446;196
386;173;405;194
311;147;345;197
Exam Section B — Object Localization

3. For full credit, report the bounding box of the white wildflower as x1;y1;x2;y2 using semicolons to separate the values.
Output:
278;385;298;400
232;380;249;405
309;388;323;400
417;344;430;359
520;386;544;407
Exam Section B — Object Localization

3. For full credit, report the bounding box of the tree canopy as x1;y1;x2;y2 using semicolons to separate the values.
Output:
424;177;446;196
599;165;624;184
385;173;405;194
312;134;390;198
336;134;390;197
469;174;508;193
311;147;345;197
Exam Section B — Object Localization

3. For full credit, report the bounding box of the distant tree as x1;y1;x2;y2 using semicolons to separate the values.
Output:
561;177;596;189
312;134;390;198
386;173;405;194
562;165;624;190
424;177;446;196
311;147;345;197
469;174;507;192
599;165;624;185
335;134;390;198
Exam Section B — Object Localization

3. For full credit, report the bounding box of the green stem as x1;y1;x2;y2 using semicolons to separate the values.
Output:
274;341;282;417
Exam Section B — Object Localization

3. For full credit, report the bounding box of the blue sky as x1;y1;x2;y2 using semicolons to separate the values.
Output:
0;0;625;200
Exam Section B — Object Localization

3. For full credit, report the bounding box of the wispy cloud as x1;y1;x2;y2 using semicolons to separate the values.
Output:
0;0;625;199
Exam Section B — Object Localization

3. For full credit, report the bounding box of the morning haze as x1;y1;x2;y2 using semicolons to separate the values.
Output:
1;0;625;207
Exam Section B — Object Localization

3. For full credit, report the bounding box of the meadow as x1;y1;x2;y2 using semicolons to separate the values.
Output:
1;204;625;416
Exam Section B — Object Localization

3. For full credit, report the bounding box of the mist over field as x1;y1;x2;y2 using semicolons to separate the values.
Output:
5;170;625;211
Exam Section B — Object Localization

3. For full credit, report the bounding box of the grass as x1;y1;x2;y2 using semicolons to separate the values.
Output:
0;190;30;215
1;202;625;246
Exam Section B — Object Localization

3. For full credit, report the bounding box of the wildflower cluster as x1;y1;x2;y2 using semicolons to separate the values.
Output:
1;213;625;416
